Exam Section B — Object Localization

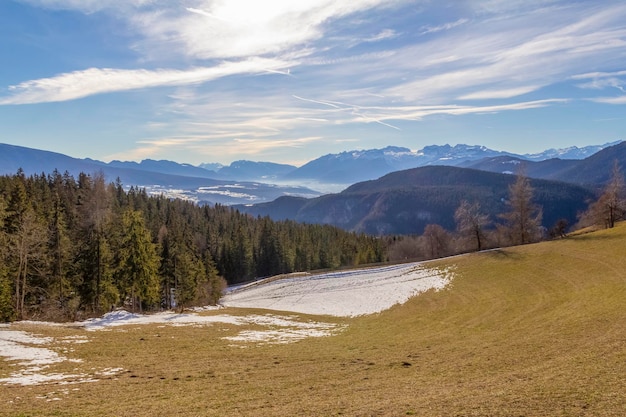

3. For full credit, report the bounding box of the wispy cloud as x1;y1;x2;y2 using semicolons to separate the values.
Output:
458;86;540;100
572;70;626;93
106;135;325;163
364;29;398;42
420;18;469;35
381;3;626;103
7;0;626;163
0;58;291;104
589;96;626;105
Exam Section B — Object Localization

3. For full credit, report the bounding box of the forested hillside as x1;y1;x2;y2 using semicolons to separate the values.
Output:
0;170;384;322
238;166;596;235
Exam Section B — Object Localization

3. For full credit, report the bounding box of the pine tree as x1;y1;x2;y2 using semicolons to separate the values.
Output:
117;210;160;312
0;196;15;321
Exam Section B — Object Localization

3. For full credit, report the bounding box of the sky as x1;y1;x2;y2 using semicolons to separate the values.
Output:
1;0;625;166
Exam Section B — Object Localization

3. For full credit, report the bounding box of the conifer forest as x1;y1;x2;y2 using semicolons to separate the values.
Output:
0;170;385;321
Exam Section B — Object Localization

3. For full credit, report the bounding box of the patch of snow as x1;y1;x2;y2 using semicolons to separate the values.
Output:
80;310;242;331
0;330;96;386
0;331;59;366
221;263;452;317
224;327;338;345
77;310;342;345
96;367;124;376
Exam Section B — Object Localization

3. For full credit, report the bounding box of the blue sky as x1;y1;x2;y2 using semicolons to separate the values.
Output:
1;0;625;166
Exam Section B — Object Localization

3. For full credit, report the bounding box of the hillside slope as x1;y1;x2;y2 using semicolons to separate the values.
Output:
1;221;624;416
328;223;626;415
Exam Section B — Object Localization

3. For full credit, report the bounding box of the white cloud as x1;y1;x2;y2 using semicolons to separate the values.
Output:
458;86;540;100
590;96;626;105
420;18;468;35
572;71;626;93
106;135;325;163
364;29;398;42
0;58;292;104
380;2;626;103
22;0;399;61
7;0;626;164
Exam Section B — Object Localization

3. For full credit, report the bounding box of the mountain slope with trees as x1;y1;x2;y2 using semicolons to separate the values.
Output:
237;166;595;236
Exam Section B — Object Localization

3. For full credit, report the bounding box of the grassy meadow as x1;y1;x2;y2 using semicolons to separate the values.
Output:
1;224;625;416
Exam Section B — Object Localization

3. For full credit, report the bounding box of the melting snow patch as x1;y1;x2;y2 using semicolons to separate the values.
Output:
77;310;343;345
0;330;121;386
0;330;90;386
221;263;452;317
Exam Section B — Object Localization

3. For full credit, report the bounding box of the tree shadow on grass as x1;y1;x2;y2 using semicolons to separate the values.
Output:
572;232;622;242
483;249;524;260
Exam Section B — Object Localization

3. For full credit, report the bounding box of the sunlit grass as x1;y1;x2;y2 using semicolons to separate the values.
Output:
1;224;625;416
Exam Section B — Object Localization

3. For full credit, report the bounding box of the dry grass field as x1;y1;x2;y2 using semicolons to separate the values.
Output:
1;224;625;416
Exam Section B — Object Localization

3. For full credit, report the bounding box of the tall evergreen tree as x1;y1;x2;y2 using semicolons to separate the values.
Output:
117;210;160;312
0;196;15;321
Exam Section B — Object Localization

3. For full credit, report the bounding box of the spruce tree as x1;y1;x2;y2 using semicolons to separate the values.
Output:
117;210;160;312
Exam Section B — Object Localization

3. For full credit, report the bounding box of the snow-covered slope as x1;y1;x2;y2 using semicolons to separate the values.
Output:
221;263;452;317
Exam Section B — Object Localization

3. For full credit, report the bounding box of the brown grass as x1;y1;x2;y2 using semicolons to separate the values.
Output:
1;224;625;416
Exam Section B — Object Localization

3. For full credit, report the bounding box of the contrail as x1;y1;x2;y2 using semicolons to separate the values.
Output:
293;95;341;108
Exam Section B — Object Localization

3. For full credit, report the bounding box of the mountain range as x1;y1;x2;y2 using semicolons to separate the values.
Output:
461;141;626;186
0;143;319;206
0;140;623;232
1;140;620;188
279;142;621;184
235;141;626;235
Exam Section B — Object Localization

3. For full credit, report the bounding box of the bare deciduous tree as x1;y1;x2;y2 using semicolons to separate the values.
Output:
578;161;626;229
499;172;543;245
422;224;451;259
455;200;490;251
11;209;47;319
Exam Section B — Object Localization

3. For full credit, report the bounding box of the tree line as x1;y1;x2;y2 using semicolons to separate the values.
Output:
0;170;384;322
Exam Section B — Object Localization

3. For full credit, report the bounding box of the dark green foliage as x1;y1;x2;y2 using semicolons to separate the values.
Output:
0;170;386;321
117;210;161;312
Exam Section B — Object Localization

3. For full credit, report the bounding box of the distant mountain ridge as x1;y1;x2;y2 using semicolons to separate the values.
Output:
462;141;626;186
281;141;621;184
0;143;318;206
0;140;621;206
1;140;619;187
